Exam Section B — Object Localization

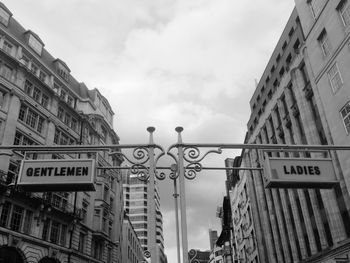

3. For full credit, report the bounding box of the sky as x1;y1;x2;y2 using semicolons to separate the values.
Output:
3;0;295;261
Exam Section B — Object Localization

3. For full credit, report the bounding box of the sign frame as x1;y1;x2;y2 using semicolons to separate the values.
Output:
17;158;96;192
263;155;339;189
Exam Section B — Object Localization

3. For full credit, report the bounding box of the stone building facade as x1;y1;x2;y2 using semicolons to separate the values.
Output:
0;2;123;263
243;3;350;263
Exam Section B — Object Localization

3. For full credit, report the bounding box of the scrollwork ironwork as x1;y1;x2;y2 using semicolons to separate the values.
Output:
189;249;200;263
155;171;166;180
132;147;150;164
183;146;222;164
184;162;202;180
130;164;149;181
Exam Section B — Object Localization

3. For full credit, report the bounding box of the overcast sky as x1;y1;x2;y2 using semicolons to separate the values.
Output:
4;0;295;261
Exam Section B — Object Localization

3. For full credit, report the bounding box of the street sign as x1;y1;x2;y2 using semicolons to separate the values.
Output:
17;159;96;191
263;156;338;188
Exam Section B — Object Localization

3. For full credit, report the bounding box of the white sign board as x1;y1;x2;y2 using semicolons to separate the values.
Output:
264;157;338;188
17;159;96;191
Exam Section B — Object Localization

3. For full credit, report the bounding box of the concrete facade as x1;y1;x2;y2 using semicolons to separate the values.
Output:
0;2;123;263
244;2;350;263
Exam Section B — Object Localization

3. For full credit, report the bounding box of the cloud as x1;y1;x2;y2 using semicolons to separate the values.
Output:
4;0;295;262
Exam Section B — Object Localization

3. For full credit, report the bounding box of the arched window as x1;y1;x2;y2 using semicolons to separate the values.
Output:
0;246;25;263
38;257;59;263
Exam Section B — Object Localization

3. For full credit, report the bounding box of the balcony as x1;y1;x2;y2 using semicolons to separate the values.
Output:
92;221;109;240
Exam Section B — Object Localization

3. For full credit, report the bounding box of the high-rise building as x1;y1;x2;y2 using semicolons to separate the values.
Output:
123;171;167;263
209;229;218;251
242;3;350;262
0;2;123;263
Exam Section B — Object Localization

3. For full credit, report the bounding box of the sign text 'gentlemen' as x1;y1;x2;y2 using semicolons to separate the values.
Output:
26;166;89;177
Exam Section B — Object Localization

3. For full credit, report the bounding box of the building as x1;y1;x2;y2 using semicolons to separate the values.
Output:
209;245;225;263
229;166;258;263
122;213;145;263
243;2;350;263
123;171;167;263
209;229;219;251
188;249;210;263
0;2;124;263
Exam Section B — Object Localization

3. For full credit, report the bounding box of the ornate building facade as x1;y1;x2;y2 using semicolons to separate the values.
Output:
0;2;123;263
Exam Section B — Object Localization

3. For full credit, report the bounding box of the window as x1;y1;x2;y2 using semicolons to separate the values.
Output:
102;209;108;233
32;87;41;102
92;238;103;260
18;104;45;133
24;80;49;108
56;106;78;131
39;71;47;83
3;41;12;55
22;211;33;234
71;118;77;131
81;200;89;224
308;0;322;18
41;93;49;108
0;202;11;227
338;0;350;26
10;205;22;231
14;131;36;146
64;113;71;126
282;41;287;51
328;63;343;93
341;102;350;134
28;34;43;55
31;62;39;76
54;128;75;145
60;89;66;101
318;29;331;57
58;68;69;81
57;107;64;120
1;64;12;80
24;80;33;96
67;95;74;107
60;224;67;246
50;221;60;244
104;185;109;201
79;232;86;252
101;126;107;142
0;202;33;234
42;219;67;246
0;7;10;26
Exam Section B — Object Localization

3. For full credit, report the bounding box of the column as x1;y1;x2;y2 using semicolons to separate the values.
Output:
0;94;20;172
265;117;292;262
276;95;308;259
244;154;267;263
249;149;277;263
291;68;346;244
271;106;300;262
